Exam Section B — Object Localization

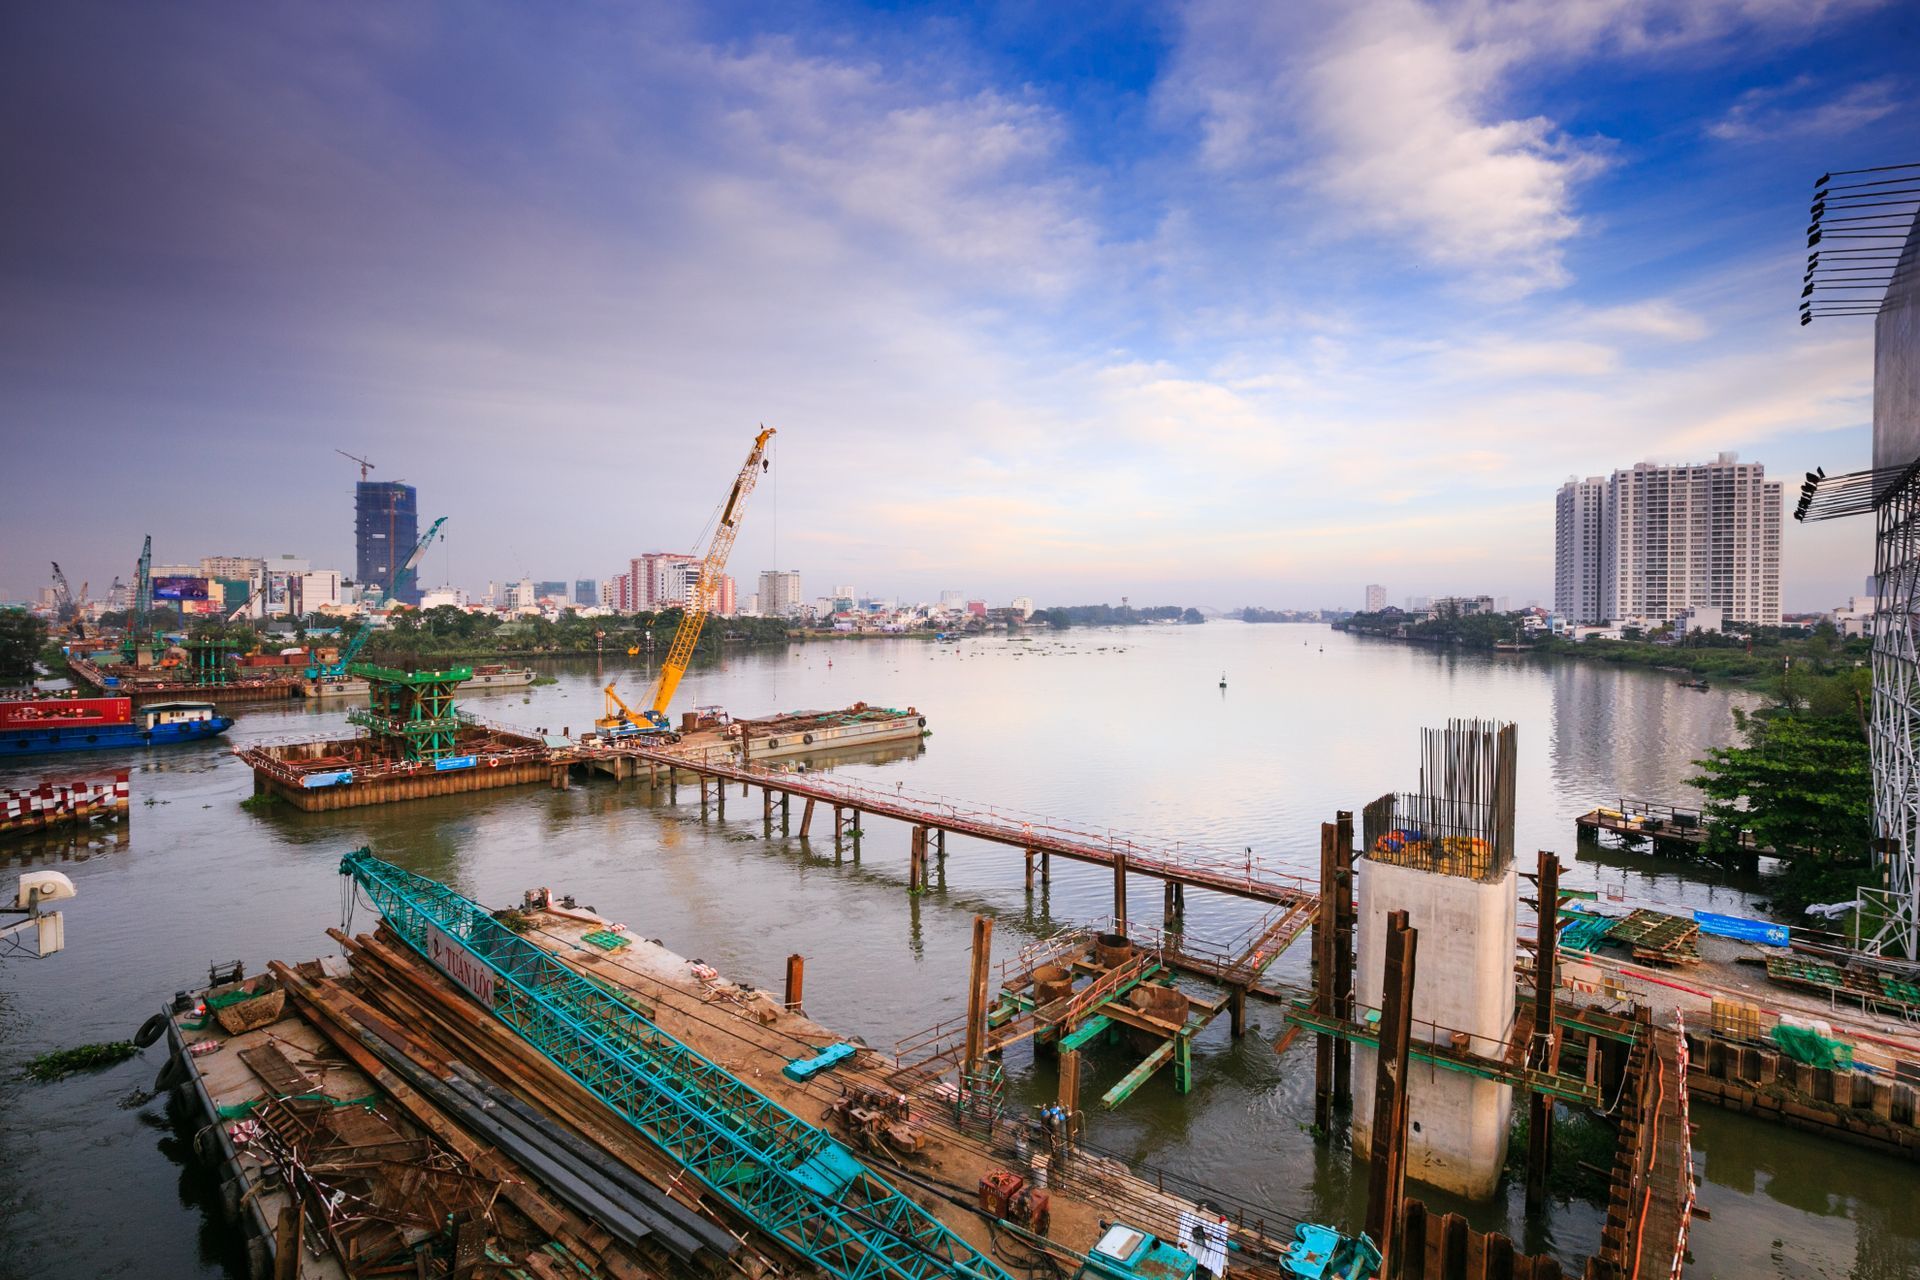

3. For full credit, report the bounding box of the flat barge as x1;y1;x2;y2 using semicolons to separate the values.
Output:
303;664;537;701
67;654;301;708
1;694;231;756
654;701;928;766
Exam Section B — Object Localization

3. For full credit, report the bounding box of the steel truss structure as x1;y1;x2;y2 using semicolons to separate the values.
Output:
1870;467;1920;956
341;849;1012;1280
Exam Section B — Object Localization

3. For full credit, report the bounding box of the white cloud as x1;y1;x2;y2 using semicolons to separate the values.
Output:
1706;76;1901;142
1449;338;1621;378
1159;0;1889;296
1585;300;1711;342
685;40;1098;294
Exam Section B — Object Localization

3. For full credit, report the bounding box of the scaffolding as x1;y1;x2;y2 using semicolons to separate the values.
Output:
182;639;232;687
346;662;473;762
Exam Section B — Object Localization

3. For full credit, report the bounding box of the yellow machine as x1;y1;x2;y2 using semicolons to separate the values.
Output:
598;426;775;737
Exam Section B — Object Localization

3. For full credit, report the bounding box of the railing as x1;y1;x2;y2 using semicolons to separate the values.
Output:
607;744;1320;901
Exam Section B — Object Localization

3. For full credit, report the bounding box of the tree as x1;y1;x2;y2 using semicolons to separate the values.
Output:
1690;710;1872;910
0;608;47;681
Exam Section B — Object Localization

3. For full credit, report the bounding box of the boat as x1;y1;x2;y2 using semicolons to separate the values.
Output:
1676;678;1711;691
1219;671;1227;688
0;695;232;756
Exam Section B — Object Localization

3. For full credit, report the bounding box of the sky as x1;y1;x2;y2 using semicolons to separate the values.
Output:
1;0;1911;612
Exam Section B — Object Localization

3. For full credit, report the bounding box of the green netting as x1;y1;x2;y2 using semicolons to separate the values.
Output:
181;987;276;1030
216;1091;378;1120
1770;1024;1854;1071
582;930;628;951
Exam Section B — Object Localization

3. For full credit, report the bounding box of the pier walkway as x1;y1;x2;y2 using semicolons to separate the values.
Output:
575;742;1321;910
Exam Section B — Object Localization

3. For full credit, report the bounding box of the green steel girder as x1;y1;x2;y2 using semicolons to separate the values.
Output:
1283;1003;1600;1106
341;849;1011;1280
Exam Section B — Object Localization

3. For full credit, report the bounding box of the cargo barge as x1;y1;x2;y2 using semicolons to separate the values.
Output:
1;695;231;756
66;654;301;708
303;664;537;700
645;702;928;766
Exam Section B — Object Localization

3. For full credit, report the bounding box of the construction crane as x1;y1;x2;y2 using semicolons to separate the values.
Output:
335;449;376;482
306;516;446;682
225;579;269;625
121;536;153;662
598;426;774;736
48;562;75;623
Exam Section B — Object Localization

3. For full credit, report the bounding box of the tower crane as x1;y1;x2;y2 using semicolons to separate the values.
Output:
599;427;774;736
306;516;447;682
335;449;376;481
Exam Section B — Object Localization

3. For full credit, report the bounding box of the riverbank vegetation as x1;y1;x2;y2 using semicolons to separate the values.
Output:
1029;603;1204;627
1339;607;1867;687
1690;666;1872;915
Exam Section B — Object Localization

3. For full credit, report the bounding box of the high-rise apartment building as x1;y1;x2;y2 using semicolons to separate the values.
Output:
1364;584;1387;612
1555;477;1607;624
1555;455;1781;627
758;570;804;617
574;579;598;607
355;481;421;606
627;553;699;612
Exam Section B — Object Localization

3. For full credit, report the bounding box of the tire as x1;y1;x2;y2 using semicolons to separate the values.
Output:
917;717;926;728
802;733;814;745
134;1013;169;1048
152;1053;189;1093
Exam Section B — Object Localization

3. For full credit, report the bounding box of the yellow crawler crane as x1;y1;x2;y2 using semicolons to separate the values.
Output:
598;426;775;737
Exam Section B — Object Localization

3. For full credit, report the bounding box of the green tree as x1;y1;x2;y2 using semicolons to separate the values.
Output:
0;608;47;681
1690;710;1872;911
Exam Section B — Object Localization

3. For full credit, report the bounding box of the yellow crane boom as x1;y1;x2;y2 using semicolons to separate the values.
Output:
648;427;775;724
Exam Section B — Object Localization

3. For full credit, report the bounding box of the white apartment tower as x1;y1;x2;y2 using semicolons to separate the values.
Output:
1555;478;1606;624
1365;584;1387;612
1555;455;1782;627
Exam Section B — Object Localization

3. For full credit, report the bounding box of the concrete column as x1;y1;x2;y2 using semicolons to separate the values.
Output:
782;791;791;834
1025;848;1036;892
851;810;862;857
716;776;725;819
799;797;815;839
1113;854;1128;934
763;788;773;831
833;805;843;854
937;828;947;860
1352;857;1517;1200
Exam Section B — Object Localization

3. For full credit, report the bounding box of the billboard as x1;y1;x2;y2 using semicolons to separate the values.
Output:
152;576;210;601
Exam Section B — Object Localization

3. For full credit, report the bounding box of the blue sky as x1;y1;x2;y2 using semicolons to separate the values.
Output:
1;0;1911;610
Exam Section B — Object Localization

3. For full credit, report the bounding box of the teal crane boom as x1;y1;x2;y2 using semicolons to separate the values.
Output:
307;517;446;681
340;848;1013;1280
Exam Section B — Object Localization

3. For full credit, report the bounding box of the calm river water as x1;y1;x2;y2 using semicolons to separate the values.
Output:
1;622;1914;1278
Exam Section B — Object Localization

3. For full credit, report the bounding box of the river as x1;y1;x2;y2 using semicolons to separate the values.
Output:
1;622;1912;1278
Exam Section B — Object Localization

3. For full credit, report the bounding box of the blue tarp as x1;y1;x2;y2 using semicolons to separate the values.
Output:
1693;910;1788;946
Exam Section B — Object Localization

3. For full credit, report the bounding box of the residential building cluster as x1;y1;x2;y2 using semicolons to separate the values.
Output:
1555;453;1783;630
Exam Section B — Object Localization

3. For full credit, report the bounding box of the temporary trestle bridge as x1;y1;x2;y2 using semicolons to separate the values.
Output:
569;740;1321;910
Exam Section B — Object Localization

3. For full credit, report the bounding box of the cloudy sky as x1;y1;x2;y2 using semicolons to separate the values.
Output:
1;1;1910;610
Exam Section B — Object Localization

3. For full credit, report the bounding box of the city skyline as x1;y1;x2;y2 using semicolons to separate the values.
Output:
2;3;1901;609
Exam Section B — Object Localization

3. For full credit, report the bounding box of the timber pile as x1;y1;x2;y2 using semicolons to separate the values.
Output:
273;928;765;1279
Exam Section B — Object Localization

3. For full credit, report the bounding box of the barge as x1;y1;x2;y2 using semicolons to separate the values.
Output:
0;770;129;838
304;664;536;700
1;694;231;756
648;701;928;766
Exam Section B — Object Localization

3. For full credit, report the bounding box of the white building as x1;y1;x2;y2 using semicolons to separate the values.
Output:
1834;595;1875;639
758;570;804;617
420;586;467;610
1555;477;1607;624
1011;595;1034;618
1365;584;1387;612
1556;454;1781;628
1675;604;1723;636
